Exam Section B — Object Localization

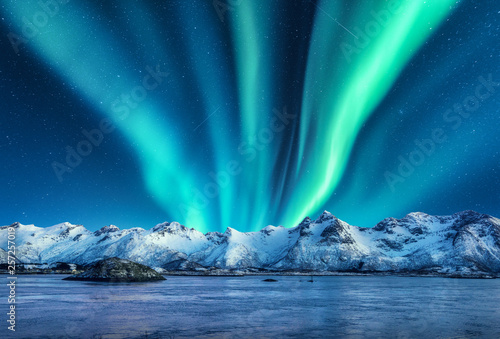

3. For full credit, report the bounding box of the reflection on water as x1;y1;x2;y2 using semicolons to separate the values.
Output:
3;275;500;338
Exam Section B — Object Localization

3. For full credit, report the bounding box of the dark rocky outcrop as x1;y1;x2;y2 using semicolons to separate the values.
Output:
63;257;166;282
93;225;120;237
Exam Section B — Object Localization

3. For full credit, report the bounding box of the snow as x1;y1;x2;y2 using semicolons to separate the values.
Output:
1;211;499;274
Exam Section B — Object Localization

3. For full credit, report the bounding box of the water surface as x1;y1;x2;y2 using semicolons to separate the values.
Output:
3;275;500;338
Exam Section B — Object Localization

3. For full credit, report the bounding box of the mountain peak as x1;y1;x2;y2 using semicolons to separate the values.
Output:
224;226;245;237
452;210;488;219
10;222;21;228
152;222;171;232
53;222;80;229
3;222;36;230
152;221;188;234
298;217;312;228
94;225;120;236
314;210;335;223
404;211;429;219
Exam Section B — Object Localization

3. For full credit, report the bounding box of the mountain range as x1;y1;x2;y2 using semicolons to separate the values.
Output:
1;210;500;277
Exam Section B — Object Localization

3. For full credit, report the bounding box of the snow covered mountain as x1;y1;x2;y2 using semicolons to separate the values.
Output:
1;210;499;276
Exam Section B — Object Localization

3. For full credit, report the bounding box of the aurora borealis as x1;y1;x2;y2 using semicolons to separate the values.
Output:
1;0;499;232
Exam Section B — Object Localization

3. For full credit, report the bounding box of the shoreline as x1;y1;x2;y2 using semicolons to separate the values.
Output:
1;270;498;279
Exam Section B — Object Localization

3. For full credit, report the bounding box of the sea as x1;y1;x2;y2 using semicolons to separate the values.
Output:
3;275;500;338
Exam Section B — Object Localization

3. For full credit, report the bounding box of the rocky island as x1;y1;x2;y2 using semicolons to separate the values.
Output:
63;257;166;282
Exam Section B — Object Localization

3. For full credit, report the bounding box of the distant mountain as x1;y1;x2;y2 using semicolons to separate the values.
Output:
1;210;499;277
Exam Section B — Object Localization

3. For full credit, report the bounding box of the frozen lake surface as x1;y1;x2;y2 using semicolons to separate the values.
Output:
3;275;500;338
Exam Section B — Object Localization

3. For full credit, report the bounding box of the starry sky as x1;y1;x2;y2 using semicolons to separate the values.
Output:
0;0;499;233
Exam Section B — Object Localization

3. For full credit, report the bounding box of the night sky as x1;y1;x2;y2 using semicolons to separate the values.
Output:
1;0;499;232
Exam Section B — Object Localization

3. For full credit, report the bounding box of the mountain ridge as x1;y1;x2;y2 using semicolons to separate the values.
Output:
1;210;500;277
